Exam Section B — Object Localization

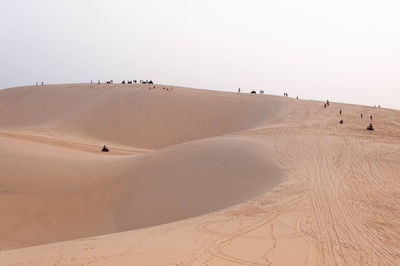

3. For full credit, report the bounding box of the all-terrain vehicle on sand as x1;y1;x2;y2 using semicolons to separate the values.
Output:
101;145;109;152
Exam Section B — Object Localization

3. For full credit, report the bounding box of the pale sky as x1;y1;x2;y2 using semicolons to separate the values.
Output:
1;0;400;108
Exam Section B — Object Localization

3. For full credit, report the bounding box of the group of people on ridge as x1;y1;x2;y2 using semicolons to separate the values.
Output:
331;101;375;131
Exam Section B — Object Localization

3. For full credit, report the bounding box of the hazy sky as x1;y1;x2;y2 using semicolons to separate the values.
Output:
1;0;400;108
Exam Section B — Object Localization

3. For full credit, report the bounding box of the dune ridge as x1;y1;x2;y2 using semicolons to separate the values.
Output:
0;84;297;149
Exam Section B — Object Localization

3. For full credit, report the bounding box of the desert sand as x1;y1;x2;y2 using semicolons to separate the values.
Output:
0;83;399;265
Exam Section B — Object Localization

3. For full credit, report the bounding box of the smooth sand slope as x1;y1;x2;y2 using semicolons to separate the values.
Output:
1;84;400;265
0;84;293;149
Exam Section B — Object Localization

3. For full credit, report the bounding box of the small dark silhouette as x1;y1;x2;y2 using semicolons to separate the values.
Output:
361;113;363;118
339;109;342;115
128;80;132;84
148;80;153;84
121;80;126;84
101;145;109;152
324;104;327;108
251;90;256;94
98;80;100;84
339;120;343;124
370;115;373;120
260;90;264;94
296;96;298;100
238;88;241;93
367;123;374;131
378;105;381;108
326;100;330;106
41;82;44;85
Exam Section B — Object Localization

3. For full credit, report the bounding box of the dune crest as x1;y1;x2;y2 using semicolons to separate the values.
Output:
0;84;297;149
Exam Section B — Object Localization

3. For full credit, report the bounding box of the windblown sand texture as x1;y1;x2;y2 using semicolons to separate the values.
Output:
0;83;399;265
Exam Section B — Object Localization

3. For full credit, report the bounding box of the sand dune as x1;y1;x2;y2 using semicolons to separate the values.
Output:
0;84;288;250
1;83;400;265
0;84;295;149
0;133;282;250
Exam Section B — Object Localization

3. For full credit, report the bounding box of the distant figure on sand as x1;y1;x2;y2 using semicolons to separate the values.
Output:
324;104;327;108
101;145;109;152
260;90;264;94
339;120;343;124
339;109;342;115
367;123;374;131
361;113;363;118
370;115;373;120
238;88;240;93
